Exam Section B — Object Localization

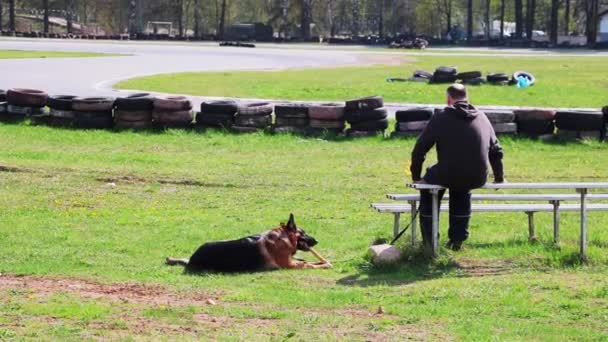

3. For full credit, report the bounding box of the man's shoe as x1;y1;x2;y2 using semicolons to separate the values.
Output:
449;240;463;251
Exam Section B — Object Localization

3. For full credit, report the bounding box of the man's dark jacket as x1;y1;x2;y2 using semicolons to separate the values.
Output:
410;101;504;190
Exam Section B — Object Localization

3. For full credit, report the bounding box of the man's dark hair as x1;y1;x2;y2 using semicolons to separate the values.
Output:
447;84;468;101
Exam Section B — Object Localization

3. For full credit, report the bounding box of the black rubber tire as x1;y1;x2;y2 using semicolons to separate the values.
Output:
0;102;7;113
462;77;486;85
114;120;152;130
487;73;509;82
72;97;115;112
430;74;457;84
6;105;45;116
345;129;384;137
114;110;152;122
396;121;428;132
272;126;307;135
0;90;6;102
309;119;345;129
73;111;114;129
6;88;48;107
49;116;74;128
305;127;344;136
409;76;430;83
413;70;432;78
350;118;389;131
456;71;482;80
308;103;345;120
602;106;608;120
492;122;517;134
47;95;77;111
514;109;556;121
200;100;238;115
345;96;384;111
153;96;192;111
237;102;274;116
234;114;271;128
152;110;193;124
484;110;515;124
231;125;264;133
395;107;433;122
345;107;388;124
274;103;309;118
517;119;556;135
195;112;234;127
275;116;309;127
114;93;154;111
512;71;536;86
435;66;457;75
555;111;604;131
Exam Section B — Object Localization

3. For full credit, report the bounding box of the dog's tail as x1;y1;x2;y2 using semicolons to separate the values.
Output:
166;257;189;267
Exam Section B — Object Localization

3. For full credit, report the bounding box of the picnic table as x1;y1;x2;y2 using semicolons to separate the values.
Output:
408;182;608;260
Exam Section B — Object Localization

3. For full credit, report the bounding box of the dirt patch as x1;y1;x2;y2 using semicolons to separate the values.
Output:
455;258;516;277
0;164;32;173
0;273;219;306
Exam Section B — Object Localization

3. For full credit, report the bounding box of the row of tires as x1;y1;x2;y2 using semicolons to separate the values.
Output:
410;66;535;86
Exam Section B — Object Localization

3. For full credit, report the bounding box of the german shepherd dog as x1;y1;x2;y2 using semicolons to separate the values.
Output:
166;214;330;272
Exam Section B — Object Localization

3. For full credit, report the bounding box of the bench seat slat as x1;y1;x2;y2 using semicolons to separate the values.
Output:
371;203;608;213
387;194;608;201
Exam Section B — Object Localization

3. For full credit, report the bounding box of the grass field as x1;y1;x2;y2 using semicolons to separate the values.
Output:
0;50;121;59
116;54;608;108
0;122;607;340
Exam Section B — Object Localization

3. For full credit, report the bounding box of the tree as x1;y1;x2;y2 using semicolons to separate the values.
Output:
9;0;16;32
584;0;599;46
436;0;453;37
500;0;505;39
194;0;202;38
66;0;76;33
467;0;473;40
525;0;536;40
550;0;559;44
218;0;227;40
176;0;184;36
514;0;523;38
485;0;491;38
0;0;3;31
43;0;50;33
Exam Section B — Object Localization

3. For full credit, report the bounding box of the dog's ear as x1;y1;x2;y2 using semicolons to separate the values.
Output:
286;213;296;231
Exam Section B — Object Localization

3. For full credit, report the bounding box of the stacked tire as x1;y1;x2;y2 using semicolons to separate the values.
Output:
152;96;193;128
72;97;115;129
555;110;605;141
486;73;510;86
514;109;556;138
410;70;432;83
273;103;309;134
196;100;238;128
114;93;154;130
431;66;457;84
0;90;6;116
391;107;433;138
307;103;346;136
3;88;47;122
344;96;387;137
457;71;484;86
233;102;273;133
47;95;77;127
484;109;517;135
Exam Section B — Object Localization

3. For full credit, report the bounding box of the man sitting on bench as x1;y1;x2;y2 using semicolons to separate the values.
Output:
410;84;505;251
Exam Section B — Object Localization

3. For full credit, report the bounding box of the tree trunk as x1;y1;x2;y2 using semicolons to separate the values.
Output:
352;0;360;36
194;0;202;38
177;0;184;37
66;0;75;34
43;0;50;33
485;0;491;38
378;0;384;38
515;0;523;38
584;0;599;46
564;0;570;35
500;0;505;39
301;0;312;40
9;0;16;32
446;0;452;37
0;0;4;31
218;0;227;40
467;0;473;40
550;0;559;45
327;0;335;37
526;0;536;40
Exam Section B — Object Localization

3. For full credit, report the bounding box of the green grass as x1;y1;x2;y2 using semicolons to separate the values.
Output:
0;123;607;340
116;55;608;108
0;50;123;59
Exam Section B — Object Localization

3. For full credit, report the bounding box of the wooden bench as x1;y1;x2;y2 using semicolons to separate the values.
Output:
371;183;608;260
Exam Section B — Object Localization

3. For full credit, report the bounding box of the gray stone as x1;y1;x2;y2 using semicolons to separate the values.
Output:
369;244;402;264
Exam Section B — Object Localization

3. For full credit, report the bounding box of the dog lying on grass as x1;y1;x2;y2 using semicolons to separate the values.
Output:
166;214;331;272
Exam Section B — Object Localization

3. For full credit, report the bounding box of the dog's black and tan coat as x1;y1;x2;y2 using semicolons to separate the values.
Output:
166;214;329;272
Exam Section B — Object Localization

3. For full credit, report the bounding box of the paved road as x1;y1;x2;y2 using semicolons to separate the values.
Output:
0;38;365;96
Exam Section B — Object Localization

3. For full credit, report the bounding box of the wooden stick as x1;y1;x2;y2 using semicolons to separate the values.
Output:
309;247;331;265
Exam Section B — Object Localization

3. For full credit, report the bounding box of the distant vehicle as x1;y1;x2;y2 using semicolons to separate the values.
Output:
225;23;273;42
388;37;429;49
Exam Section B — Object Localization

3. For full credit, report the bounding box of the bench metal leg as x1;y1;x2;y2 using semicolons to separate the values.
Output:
551;200;560;245
409;200;417;246
526;211;537;242
578;188;588;261
393;213;401;239
431;189;440;257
